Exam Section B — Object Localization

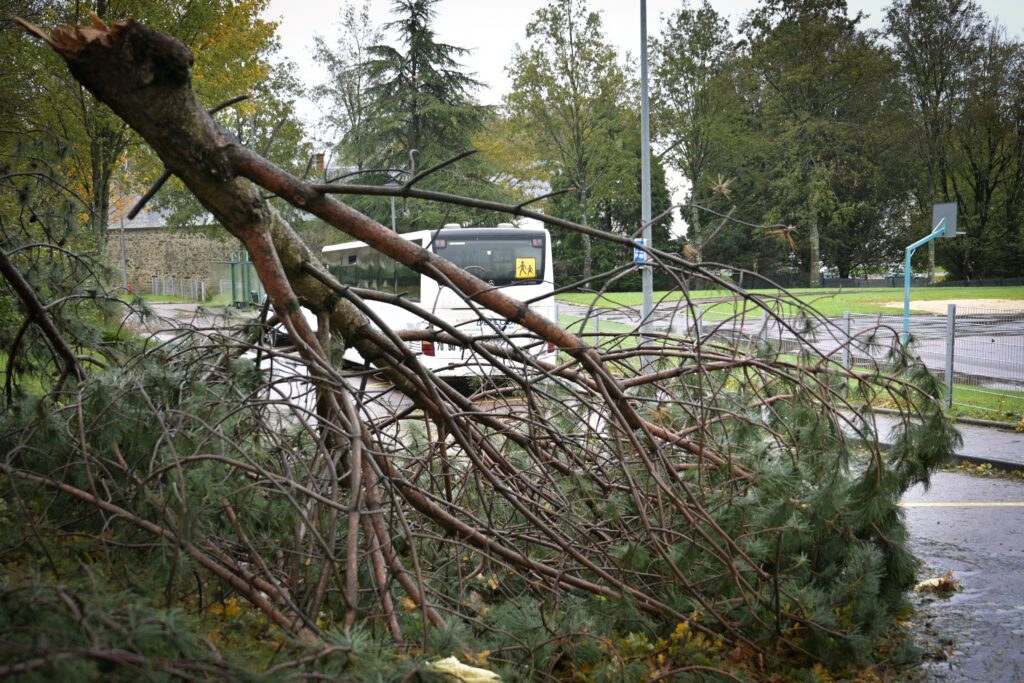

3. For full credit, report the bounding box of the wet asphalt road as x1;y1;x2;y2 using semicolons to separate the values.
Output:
902;471;1024;681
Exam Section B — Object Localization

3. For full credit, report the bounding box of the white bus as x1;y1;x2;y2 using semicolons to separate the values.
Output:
319;223;557;377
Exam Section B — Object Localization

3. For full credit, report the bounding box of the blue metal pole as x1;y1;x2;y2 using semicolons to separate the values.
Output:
902;248;912;344
903;217;947;345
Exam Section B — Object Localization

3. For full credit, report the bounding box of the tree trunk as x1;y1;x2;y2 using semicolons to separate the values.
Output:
580;187;591;282
89;136;111;244
690;203;702;263
808;223;820;287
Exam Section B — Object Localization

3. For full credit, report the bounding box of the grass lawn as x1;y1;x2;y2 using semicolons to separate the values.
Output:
558;286;1024;318
948;385;1024;423
558;313;640;351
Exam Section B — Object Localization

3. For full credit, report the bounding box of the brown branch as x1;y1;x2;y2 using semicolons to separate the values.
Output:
1;464;318;643
0;247;85;381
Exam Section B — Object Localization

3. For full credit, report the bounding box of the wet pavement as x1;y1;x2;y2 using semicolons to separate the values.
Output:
901;472;1024;681
869;413;1024;470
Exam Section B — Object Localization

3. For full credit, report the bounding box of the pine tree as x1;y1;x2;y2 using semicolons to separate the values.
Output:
339;0;509;230
364;0;484;166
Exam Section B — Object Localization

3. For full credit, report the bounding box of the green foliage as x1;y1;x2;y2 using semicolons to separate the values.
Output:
505;0;675;284
316;0;513;230
1;0;281;247
648;0;1024;280
886;0;1024;279
0;142;137;396
652;0;736;264
731;0;915;278
0;574;261;681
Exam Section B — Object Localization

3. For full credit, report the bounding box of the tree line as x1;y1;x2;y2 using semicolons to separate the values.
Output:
653;0;1024;283
3;0;1022;288
316;0;1024;285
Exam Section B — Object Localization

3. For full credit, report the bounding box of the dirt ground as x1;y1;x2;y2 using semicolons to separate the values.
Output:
883;299;1024;314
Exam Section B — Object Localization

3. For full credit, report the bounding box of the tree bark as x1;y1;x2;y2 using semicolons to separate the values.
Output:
808;223;821;287
580;187;591;282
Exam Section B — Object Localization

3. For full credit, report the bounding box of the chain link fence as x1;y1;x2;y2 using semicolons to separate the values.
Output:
144;275;207;301
563;301;1024;421
741;305;1024;418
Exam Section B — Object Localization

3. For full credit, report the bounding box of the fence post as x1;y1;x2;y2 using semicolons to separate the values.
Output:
842;311;852;396
151;275;157;296
842;311;851;370
944;303;956;409
593;313;600;349
201;281;206;303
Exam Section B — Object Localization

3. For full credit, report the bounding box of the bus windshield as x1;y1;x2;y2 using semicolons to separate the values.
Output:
433;232;545;286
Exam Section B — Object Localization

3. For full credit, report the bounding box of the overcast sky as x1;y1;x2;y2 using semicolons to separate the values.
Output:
262;0;1024;234
266;0;1024;117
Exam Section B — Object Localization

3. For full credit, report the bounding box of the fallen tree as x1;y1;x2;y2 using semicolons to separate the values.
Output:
0;16;958;680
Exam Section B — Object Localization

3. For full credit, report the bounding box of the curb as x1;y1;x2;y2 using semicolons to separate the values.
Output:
865;438;1024;474
868;405;1020;431
948;453;1024;474
864;408;1023;472
847;424;1024;475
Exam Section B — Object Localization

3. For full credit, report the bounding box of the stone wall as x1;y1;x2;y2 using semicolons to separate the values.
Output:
104;226;240;294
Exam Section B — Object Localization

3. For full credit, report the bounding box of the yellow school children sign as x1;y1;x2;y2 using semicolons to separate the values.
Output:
515;257;537;279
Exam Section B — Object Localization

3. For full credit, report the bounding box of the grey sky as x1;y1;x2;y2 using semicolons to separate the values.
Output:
266;0;1024;118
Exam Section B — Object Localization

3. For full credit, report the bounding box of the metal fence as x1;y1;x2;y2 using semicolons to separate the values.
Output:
742;305;1024;417
564;301;1024;420
144;275;207;301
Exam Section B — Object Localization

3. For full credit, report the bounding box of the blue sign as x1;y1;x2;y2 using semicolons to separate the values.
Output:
633;238;649;264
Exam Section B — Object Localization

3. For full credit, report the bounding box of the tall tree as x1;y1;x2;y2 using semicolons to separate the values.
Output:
312;1;383;171
364;0;485;163
652;0;735;263
739;0;913;281
1;0;279;245
350;0;505;230
885;0;988;278
506;0;630;282
945;26;1024;277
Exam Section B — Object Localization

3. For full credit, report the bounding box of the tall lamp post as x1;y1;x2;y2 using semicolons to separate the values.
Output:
639;0;653;337
385;181;400;232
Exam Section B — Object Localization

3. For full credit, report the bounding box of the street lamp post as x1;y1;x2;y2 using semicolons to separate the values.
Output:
639;0;653;338
385;181;400;232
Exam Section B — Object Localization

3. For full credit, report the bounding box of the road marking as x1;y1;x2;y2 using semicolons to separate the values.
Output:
900;502;1024;508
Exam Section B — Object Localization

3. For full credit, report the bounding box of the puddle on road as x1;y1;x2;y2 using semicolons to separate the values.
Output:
906;560;1024;681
